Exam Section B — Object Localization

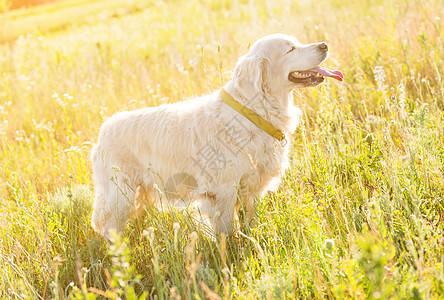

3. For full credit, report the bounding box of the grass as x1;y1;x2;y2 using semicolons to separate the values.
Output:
0;0;154;43
0;0;443;298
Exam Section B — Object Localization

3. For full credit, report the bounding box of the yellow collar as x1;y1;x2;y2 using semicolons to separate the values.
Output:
220;88;286;142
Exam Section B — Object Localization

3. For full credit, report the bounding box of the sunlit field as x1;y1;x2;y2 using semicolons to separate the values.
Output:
1;0;444;298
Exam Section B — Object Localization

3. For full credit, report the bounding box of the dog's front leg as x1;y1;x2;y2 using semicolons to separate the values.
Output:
198;184;237;235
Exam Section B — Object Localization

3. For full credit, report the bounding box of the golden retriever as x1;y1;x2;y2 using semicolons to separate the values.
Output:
91;33;343;242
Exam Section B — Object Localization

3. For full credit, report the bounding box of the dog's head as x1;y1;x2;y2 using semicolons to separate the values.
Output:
233;33;343;92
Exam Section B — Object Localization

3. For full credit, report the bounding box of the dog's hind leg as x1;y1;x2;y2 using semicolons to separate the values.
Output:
92;179;136;241
92;174;138;242
91;147;138;242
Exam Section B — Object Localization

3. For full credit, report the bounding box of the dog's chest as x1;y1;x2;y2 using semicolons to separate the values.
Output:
251;141;290;176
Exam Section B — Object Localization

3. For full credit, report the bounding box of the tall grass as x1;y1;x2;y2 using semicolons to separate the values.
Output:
0;0;443;298
0;0;153;43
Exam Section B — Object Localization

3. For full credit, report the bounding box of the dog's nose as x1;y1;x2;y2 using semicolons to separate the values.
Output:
319;42;328;52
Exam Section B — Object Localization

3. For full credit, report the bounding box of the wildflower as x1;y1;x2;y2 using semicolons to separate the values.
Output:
63;93;74;100
366;114;379;124
324;238;335;251
373;65;387;92
398;83;406;108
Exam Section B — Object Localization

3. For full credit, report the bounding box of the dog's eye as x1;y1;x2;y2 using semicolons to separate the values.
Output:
286;46;296;54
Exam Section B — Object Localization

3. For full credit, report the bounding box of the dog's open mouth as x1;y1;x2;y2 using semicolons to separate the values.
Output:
289;66;343;84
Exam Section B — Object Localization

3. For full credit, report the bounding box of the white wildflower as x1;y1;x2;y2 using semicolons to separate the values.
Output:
373;65;387;92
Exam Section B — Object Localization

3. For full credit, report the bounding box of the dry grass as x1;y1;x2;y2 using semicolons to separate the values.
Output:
0;0;443;298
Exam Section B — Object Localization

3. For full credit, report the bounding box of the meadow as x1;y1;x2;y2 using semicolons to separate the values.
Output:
0;0;443;298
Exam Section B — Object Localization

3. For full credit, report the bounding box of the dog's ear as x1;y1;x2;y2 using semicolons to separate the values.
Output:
233;55;268;92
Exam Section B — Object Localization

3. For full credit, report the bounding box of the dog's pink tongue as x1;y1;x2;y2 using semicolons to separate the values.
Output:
311;66;343;81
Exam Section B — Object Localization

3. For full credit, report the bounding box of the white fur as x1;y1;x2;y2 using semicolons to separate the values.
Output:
91;33;329;241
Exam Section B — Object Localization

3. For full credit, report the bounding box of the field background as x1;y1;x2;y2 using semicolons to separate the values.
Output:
1;0;444;298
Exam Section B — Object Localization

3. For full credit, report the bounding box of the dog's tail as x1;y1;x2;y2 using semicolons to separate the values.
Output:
90;144;107;235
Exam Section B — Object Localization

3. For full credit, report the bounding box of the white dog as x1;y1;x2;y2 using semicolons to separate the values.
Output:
91;33;343;241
